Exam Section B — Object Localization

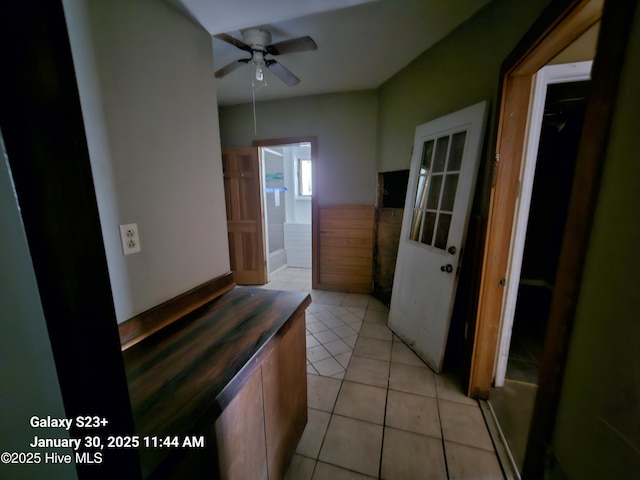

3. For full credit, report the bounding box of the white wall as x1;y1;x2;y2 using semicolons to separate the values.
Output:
284;223;312;268
64;0;229;322
283;144;312;224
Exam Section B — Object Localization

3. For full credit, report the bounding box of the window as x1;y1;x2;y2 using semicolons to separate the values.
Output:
297;158;312;196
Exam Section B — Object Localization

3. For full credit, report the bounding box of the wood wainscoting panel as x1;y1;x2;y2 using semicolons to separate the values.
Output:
317;205;374;294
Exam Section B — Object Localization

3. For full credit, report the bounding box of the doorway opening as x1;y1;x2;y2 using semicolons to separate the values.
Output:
254;137;316;286
489;74;591;474
465;0;640;476
260;142;313;279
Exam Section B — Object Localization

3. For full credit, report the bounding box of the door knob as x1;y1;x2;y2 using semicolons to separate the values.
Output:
448;246;457;255
440;264;453;273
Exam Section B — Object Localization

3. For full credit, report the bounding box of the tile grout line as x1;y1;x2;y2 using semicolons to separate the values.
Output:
377;357;392;480
435;377;452;479
294;274;500;478
304;294;371;478
307;308;363;379
314;355;350;471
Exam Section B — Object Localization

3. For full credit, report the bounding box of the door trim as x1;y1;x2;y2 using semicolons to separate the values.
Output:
468;0;638;477
469;0;603;400
494;60;592;387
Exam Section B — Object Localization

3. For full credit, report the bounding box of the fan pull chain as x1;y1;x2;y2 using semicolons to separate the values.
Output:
251;74;257;136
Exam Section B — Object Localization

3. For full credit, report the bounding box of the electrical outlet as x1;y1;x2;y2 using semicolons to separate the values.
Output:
119;223;141;255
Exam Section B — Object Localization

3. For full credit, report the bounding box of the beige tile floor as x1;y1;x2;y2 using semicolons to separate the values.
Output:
261;267;504;479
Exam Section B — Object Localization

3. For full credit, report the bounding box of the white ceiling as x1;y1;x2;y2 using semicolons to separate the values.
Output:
171;0;492;106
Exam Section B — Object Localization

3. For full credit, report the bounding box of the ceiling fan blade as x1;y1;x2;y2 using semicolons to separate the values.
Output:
215;59;250;78
265;60;300;86
266;36;317;56
214;33;252;53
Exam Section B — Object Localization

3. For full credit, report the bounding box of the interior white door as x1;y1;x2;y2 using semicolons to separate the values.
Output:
388;101;488;372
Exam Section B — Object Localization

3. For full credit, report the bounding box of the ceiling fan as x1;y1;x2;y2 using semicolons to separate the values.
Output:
214;29;317;86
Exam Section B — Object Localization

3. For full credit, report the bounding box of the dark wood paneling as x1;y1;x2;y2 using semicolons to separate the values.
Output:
372;208;403;305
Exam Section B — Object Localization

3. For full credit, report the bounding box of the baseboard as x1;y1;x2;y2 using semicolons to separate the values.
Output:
479;399;521;480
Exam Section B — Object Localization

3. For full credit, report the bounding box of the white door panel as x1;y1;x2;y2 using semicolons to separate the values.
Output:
388;101;488;372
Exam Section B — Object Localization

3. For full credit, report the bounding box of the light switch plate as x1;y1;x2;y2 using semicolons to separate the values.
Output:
119;223;141;255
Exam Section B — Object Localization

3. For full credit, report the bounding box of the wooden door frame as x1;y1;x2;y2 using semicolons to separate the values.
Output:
468;0;638;476
253;136;318;285
493;60;592;388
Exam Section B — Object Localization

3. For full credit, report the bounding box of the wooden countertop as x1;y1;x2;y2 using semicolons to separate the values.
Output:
122;286;311;473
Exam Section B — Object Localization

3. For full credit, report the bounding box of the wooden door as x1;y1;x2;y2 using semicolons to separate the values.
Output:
222;147;267;285
388;101;488;372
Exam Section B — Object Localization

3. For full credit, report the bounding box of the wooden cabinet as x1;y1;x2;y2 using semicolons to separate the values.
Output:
215;311;306;480
215;367;268;480
123;287;310;479
262;314;307;479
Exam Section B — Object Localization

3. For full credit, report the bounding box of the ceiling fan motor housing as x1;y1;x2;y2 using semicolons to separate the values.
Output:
241;29;272;50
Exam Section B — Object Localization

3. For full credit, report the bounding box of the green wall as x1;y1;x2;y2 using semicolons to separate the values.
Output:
218;0;552;212
550;6;640;478
376;0;550;213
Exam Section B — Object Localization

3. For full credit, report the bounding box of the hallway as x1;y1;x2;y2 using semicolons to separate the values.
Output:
261;268;504;479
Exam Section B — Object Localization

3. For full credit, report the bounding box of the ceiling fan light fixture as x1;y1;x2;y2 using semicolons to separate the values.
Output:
255;65;264;82
214;28;315;87
251;49;266;82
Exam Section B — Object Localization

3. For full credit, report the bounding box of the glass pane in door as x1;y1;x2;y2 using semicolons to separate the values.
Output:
421;140;434;170
441;174;459;212
420;212;436;246
432;136;450;172
434;213;452;249
410;140;435;239
408;130;467;250
426;175;442;209
410;210;423;241
448;131;466;171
